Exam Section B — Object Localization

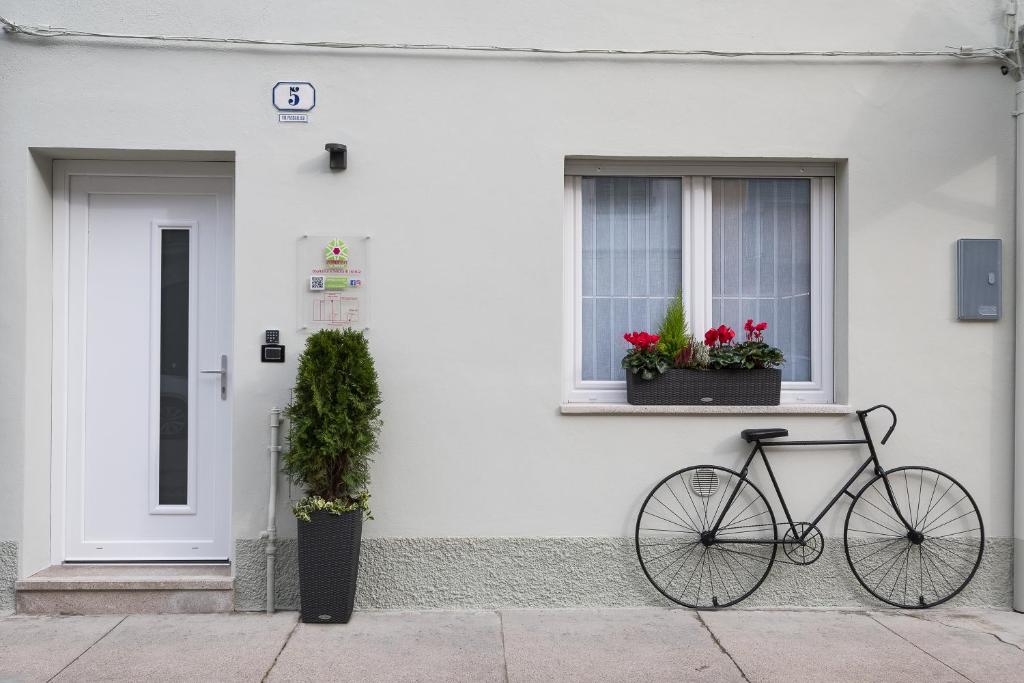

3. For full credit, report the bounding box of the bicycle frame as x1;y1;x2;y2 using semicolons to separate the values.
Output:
708;404;911;546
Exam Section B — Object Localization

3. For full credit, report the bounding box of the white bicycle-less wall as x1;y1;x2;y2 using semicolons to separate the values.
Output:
0;0;1017;610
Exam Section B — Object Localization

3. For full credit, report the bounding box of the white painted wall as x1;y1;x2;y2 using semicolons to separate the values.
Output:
0;1;1015;575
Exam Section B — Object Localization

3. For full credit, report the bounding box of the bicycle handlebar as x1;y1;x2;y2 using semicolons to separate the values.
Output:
856;404;898;445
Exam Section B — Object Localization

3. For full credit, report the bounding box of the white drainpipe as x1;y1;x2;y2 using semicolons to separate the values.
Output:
1015;74;1024;612
261;408;283;614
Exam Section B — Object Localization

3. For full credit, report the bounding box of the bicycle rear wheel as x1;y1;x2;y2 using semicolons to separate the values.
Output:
844;466;984;609
635;465;777;608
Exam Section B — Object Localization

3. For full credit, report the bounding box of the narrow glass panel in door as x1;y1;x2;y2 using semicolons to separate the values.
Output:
159;229;190;505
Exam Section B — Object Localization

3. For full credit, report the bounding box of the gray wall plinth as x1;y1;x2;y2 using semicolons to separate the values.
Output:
234;537;1012;611
0;541;16;614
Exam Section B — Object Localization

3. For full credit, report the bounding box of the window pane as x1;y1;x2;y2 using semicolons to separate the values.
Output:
159;229;190;505
581;177;682;381
712;178;811;381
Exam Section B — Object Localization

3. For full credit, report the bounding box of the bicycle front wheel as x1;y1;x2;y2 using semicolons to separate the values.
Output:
845;466;984;609
635;465;777;608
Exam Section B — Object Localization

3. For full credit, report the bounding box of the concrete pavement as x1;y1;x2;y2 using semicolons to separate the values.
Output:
1;608;1023;682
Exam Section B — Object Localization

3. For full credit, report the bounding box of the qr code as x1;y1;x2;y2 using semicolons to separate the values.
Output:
309;276;325;291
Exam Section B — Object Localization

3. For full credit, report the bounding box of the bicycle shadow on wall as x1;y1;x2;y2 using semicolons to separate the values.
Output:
633;406;984;609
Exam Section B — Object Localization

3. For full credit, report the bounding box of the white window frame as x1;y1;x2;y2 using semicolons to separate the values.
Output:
563;163;835;405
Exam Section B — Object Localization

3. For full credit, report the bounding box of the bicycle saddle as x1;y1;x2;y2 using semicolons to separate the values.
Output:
740;428;789;443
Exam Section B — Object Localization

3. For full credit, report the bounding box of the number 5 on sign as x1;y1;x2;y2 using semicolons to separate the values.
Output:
273;82;316;112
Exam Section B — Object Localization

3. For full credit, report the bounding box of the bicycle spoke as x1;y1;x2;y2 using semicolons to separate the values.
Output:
717;547;761;582
706;548;718;603
640;509;695;533
848;528;903;537
849;537;905;566
919;472;941;529
659;543;700;586
858;492;910;531
927;527;981;541
716;510;772;533
873;545;911;592
918;480;956;530
706;473;737;535
920;546;958;595
922;506;974;536
664;478;705;533
921;471;929;528
888;545;911;600
713;544;773;565
677;473;708;532
849;536;905;548
693;550;707;605
639;540;691;548
649;542;700;580
850;508;905;536
716;546;747;592
921;544;929;602
650;495;699;532
869;484;910;529
644;542;696;566
719;494;761;530
920;493;968;532
923;540;976;569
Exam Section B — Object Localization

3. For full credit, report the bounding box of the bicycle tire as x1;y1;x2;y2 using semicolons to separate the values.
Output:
844;466;984;609
635;465;777;608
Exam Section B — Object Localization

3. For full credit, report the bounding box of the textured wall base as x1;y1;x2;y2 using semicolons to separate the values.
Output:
0;541;17;615
234;537;1012;611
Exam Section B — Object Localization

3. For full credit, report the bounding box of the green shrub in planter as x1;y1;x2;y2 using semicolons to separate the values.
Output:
284;328;382;623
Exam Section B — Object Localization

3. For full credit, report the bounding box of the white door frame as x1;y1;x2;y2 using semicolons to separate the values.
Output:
51;160;235;564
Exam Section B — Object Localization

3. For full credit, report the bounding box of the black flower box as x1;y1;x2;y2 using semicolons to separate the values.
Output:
625;368;782;406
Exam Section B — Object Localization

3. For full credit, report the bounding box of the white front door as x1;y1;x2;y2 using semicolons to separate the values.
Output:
56;162;233;561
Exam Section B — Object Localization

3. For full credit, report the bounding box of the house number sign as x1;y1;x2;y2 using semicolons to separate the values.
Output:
273;82;316;111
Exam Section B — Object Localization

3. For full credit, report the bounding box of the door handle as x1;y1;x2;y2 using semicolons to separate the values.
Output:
200;354;228;400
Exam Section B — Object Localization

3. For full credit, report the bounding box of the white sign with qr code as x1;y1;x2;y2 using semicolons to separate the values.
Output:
297;235;370;332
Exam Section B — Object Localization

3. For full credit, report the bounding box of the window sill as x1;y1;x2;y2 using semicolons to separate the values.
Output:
559;403;854;416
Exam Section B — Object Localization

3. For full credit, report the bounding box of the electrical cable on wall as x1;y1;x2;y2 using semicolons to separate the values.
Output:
0;14;1015;67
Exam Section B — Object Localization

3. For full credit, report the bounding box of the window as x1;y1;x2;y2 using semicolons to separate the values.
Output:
564;161;834;404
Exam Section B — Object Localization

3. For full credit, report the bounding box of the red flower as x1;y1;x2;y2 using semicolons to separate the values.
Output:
744;319;769;341
717;325;736;344
704;328;719;347
624;331;660;352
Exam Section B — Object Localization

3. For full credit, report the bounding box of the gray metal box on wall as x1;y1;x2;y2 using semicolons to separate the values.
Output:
957;239;1001;321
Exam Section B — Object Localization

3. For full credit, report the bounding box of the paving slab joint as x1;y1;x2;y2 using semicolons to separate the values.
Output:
694;610;750;682
45;615;127;683
260;614;299;682
908;612;1024;655
865;613;972;681
496;610;510;683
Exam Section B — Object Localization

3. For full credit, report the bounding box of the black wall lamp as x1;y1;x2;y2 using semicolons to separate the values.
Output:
325;143;347;170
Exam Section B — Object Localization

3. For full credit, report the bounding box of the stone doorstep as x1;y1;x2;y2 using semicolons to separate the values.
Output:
15;564;235;614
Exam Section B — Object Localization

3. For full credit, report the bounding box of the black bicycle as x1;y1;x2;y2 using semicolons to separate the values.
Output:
635;405;984;609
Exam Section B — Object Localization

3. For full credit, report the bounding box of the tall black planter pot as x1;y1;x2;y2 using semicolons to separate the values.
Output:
296;509;363;624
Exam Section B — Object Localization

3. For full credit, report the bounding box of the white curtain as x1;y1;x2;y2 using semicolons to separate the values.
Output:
581;177;682;381
712;178;812;381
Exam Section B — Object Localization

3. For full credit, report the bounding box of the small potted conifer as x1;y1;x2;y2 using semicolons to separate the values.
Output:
284;328;382;624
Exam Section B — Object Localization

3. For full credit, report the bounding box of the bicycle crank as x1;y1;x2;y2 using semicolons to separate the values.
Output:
782;523;825;565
